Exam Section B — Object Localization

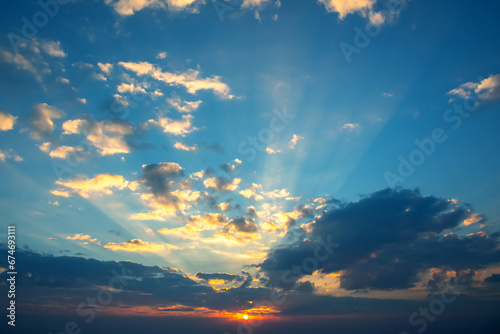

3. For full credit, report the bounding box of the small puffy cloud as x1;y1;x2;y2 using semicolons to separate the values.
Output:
318;0;376;19
117;82;148;94
341;123;361;132
104;239;174;252
0;149;23;163
448;74;500;103
50;189;71;197
54;173;135;198
218;202;232;211
0;49;40;81
66;234;101;245
105;0;203;15
241;0;271;8
156;52;167;59
62;118;133;156
265;147;281;154
204;177;241;191
40;40;67;58
167;96;202;113
0;111;17;131
30;103;66;140
58;77;70;84
119;61;234;99
240;183;264;201
288;134;303;149
97;62;113;74
174;141;197;151
48;145;85;159
148;114;197;136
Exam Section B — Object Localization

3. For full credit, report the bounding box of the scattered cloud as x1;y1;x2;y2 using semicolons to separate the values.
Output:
148;114;197;136
104;239;174;252
29;103;66;140
174;141;197;151
53;173;136;198
448;74;500;103
0;111;17;131
119;61;234;99
167;96;202;113
40;40;67;58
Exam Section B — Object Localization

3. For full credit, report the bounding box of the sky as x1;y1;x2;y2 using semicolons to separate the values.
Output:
0;0;500;333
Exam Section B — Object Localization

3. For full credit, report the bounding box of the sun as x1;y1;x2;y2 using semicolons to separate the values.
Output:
243;314;249;320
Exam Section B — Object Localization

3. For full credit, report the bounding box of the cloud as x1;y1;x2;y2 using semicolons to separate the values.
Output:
53;173;136;198
204;177;241;191
216;217;260;243
167;96;202;113
341;123;361;132
62;117;134;156
195;272;245;283
105;0;204;15
40;40;67;58
130;163;202;220
66;234;101;245
39;143;85;159
288;134;303;149
0;49;40;81
29;103;66;140
219;159;242;174
448;74;500;103
318;0;376;19
259;188;500;291
174;141;197;151
119;61;234;99
156;52;167;59
240;183;264;201
265;147;282;154
0;149;23;163
97;62;113;74
104;239;175;252
241;0;271;8
148;114;197;136
0;111;17;131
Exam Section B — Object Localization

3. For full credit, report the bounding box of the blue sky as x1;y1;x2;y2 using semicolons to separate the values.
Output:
1;0;500;333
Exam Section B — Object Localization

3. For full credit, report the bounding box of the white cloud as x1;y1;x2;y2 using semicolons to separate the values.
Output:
119;61;234;99
341;123;361;132
0;149;23;163
0;49;40;81
105;0;204;16
48;145;85;159
40;40;67;58
318;0;375;18
148;114;197;136
156;52;167;59
241;0;271;8
265;147;281;154
167;96;202;113
288;134;303;149
62;118;133;156
54;173;136;198
0;111;17;131
447;74;500;103
97;62;113;74
174;141;197;151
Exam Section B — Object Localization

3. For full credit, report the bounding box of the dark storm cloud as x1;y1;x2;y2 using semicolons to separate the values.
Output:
141;162;185;196
223;217;258;234
195;272;245;283
259;188;500;291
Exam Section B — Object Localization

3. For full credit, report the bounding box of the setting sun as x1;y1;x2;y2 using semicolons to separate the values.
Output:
243;314;249;320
